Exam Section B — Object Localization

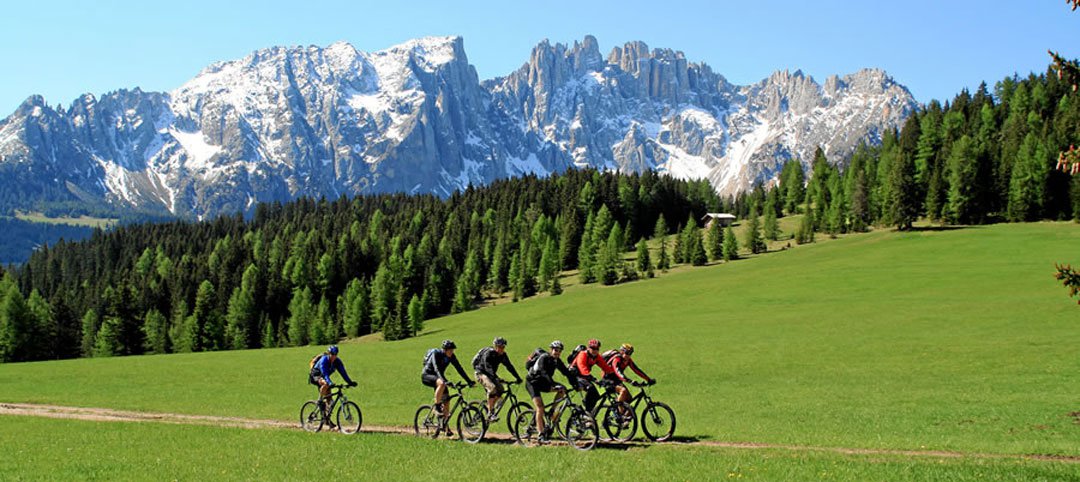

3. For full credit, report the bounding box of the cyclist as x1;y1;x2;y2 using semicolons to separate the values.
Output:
570;339;626;413
309;345;357;426
605;343;654;423
472;336;523;422
422;340;474;428
524;340;575;443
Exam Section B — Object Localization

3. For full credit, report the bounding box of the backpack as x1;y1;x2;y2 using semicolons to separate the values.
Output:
422;348;439;370
524;347;546;371
601;349;619;366
309;353;323;370
472;347;492;370
566;344;587;367
528;351;550;379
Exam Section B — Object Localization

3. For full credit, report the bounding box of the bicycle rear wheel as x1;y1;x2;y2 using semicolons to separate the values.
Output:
300;401;324;432
413;405;440;438
640;402;676;442
457;405;487;443
601;401;637;442
563;408;598;451
512;409;538;446
336;401;363;434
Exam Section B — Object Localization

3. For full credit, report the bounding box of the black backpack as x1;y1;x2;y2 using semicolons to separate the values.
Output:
524;347;546;371
527;351;550;378
566;344;587;368
471;347;492;370
601;349;619;365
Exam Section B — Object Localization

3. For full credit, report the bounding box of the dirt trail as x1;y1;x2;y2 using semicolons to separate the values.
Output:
2;402;1077;463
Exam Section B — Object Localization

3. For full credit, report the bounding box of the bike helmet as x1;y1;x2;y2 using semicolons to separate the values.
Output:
441;339;457;350
620;343;634;355
327;345;339;355
587;339;601;350
493;337;507;347
549;340;564;350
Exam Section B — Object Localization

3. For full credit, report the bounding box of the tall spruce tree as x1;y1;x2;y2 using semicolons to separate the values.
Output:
722;226;739;261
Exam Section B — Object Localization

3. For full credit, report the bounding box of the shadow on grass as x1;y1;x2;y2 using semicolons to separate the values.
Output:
906;225;972;232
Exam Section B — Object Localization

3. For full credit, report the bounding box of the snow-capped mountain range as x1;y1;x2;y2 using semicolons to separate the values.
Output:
0;35;917;218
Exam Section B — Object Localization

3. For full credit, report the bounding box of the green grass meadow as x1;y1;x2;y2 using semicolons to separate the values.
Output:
1;222;1078;480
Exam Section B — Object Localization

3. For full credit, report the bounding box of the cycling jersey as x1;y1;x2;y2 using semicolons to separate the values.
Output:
572;350;624;381
313;355;354;386
472;347;522;381
608;354;651;382
422;348;472;384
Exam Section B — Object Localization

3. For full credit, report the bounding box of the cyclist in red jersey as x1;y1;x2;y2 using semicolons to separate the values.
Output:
570;339;626;412
606;343;654;407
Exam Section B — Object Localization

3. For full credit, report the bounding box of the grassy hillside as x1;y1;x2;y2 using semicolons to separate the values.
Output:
1;223;1077;463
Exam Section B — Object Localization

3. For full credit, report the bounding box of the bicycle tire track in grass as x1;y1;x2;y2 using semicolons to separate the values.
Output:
3;402;1077;464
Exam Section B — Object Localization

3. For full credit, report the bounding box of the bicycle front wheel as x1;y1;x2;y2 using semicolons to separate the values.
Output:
413;405;440;438
336;401;363;435
512;409;538;446
456;404;487;444
641;402;676;442
601;401;638;442
563;408;599;451
507;401;532;434
300;401;324;432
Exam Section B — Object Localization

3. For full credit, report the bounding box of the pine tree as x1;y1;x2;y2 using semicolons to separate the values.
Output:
0;275;32;362
1007;133;1049;221
722;226;739;261
408;294;425;336
92;317;121;358
635;238;653;278
80;308;100;358
887;124;920;230
671;224;684;264
224;264;258;350
315;296;334;344
538;239;558;292
341;278;369;338
653;215;668;240
743;204;766;254
369;262;394;333
286;286;314;347
551;274;563;295
782;159;806;214
656;236;670;272
577;210;596;284
193;280;220;351
688;226;707;266
796;211;815;244
947;135;981;224
142;309;168;354
598;223;622;286
705;220;724;261
509;252;524;302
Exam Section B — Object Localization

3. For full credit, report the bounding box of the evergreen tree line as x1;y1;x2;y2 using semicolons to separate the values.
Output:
758;68;1080;240
1;170;733;362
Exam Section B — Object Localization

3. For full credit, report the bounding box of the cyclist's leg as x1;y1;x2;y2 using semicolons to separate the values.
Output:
584;382;600;412
526;379;547;436
434;379;449;421
477;373;499;417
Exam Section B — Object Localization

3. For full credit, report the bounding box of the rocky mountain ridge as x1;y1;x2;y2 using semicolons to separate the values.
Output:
0;35;917;218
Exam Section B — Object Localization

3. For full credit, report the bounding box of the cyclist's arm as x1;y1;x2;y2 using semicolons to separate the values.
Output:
628;359;651;382
555;358;575;382
451;356;473;384
335;359;355;385
501;353;522;381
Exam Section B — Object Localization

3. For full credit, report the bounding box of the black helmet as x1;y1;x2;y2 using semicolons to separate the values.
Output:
327;345;339;355
441;339;456;350
493;337;507;347
549;340;564;350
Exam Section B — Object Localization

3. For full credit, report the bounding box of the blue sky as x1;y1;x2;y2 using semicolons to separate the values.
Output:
1;0;1077;115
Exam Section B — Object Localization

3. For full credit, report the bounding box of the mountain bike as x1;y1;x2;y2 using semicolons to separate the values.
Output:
626;380;676;441
470;380;531;434
511;385;598;450
299;384;362;434
589;378;638;443
413;381;487;443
